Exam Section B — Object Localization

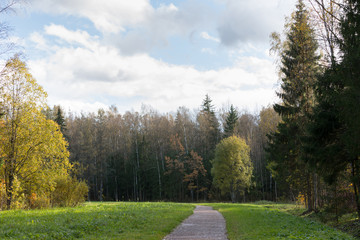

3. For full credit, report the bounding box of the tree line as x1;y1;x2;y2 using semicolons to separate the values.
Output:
52;97;279;203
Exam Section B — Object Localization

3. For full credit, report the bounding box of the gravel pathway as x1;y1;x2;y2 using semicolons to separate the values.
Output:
163;205;228;240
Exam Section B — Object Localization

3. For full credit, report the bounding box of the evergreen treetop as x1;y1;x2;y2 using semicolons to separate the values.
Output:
224;104;238;138
202;94;215;114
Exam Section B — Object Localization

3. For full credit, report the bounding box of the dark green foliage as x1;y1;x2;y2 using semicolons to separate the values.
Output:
196;94;221;197
224;105;238;138
337;0;360;218
304;67;347;185
338;0;360;160
267;0;320;210
202;94;215;113
54;105;66;133
304;0;360;218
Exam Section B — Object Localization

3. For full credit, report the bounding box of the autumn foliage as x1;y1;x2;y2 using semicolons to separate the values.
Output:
165;134;206;201
0;56;88;210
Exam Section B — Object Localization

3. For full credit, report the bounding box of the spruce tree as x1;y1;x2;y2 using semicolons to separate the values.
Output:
196;95;220;197
54;105;66;134
338;0;360;218
224;105;238;138
199;94;220;148
304;68;346;185
202;94;215;113
304;0;360;218
339;0;360;165
267;0;320;211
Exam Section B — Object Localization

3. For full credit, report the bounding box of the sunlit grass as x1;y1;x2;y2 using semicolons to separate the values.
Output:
210;202;355;240
1;201;355;239
0;202;194;239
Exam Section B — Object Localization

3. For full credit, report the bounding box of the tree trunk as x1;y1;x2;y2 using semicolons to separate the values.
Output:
99;177;103;201
231;191;236;203
306;174;313;212
156;157;162;200
313;173;318;211
351;159;360;220
115;176;118;201
5;172;14;209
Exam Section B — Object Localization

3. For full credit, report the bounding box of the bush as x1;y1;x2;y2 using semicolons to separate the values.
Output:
51;176;88;207
29;193;50;209
0;179;6;210
10;176;27;210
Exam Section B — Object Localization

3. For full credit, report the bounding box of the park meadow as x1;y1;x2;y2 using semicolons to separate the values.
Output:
0;201;356;239
1;0;360;239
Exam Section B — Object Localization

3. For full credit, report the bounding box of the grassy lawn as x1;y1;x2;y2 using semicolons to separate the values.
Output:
210;202;355;240
0;202;194;240
0;201;356;239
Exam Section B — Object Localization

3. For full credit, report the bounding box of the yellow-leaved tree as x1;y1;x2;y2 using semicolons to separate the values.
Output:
211;136;253;203
0;55;86;209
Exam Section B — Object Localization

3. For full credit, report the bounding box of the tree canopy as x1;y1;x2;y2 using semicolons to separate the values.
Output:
211;136;253;203
0;56;85;209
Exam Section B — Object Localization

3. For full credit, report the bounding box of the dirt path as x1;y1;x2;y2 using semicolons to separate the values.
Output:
163;205;228;240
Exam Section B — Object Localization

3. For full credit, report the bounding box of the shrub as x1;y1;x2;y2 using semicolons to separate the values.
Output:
0;179;6;210
10;176;27;209
29;193;50;209
51;176;88;207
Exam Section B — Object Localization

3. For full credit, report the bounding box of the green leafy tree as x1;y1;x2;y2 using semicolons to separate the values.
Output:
267;0;321;210
211;136;253;203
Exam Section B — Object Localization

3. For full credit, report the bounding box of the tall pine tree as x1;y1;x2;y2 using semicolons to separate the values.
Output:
305;0;360;218
267;0;320;211
54;105;66;134
338;0;360;218
196;94;220;199
224;104;238;138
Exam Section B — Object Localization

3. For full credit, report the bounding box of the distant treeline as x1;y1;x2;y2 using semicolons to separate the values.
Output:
47;99;279;203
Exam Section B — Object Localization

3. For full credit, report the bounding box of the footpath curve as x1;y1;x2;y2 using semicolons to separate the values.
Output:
163;205;228;240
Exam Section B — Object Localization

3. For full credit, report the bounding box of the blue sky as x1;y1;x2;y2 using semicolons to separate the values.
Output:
3;0;297;113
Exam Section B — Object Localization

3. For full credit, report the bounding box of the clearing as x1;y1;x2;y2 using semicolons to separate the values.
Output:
0;202;355;239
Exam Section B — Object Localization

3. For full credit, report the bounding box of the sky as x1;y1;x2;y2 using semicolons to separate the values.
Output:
3;0;297;114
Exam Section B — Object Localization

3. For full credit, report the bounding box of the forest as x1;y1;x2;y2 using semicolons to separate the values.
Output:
0;0;360;224
49;99;278;203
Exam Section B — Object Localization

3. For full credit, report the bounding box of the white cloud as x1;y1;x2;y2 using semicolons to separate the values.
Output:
217;0;297;46
29;25;278;113
30;0;217;55
29;0;297;53
44;24;99;50
30;32;47;49
201;32;220;43
31;0;152;33
110;1;217;55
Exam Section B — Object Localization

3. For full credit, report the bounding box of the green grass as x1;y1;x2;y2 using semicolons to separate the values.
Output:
210;202;355;240
0;202;194;240
1;201;356;239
